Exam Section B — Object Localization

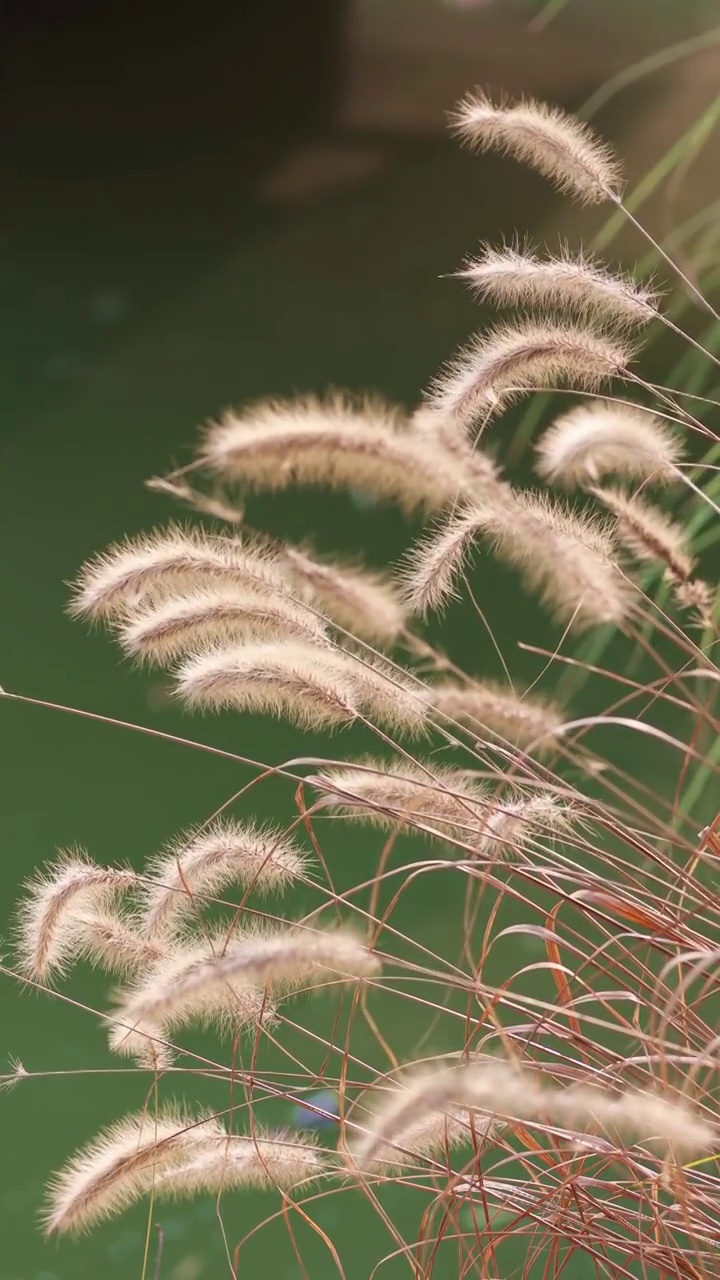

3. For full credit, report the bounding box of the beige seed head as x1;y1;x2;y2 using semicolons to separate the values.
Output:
536;401;683;489
427;321;632;426
199;394;469;513
451;90;623;204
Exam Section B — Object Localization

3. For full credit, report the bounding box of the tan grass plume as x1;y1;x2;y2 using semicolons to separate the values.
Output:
536;401;684;488
174;641;359;729
14;852;139;982
44;1108;228;1235
281;543;408;644
141;819;307;938
110;925;379;1062
117;586;329;665
457;245;656;327
451;91;622;204
430;680;564;753
427;321;632;425
350;1060;714;1172
153;1127;326;1198
199;394;469;513
69;526;285;624
311;759;488;845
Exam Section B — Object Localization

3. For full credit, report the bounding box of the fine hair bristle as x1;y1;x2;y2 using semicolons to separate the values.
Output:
43;1108;228;1235
14;852;139;982
427;321;633;425
68;526;285;624
430;680;564;753
108;931;277;1063
69;909;171;976
399;503;497;618
117;586;329;666
109;927;378;1063
466;489;631;628
349;1091;498;1172
311;759;488;846
347;654;431;736
140;819;307;938
409;407;500;488
474;793;574;861
536;401;684;488
349;1061;714;1172
174;641;359;729
281;543;409;644
591;486;695;584
199;394;470;513
451;90;623;204
153;1127;326;1198
457;244;656;327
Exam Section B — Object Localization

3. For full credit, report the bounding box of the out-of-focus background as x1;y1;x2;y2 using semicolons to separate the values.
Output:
1;3;719;1277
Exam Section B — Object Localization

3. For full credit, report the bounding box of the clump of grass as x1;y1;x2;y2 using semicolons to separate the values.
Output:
4;78;720;1280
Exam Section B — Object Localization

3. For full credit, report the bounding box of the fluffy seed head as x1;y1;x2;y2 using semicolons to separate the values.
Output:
174;641;359;729
69;909;171;976
451;91;623;204
199;394;469;513
281;543;408;644
457;245;657;327
14;852;139;982
536;401;683;488
44;1108;228;1235
427;322;633;425
117;586;328;666
153;1128;326;1198
350;1060;714;1172
591;487;695;583
312;759;488;845
347;655;431;737
141;819;307;938
474;793;574;861
108;931;277;1063
68;526;285;624
430;680;564;754
469;489;631;628
110;925;379;1061
399;498;509;617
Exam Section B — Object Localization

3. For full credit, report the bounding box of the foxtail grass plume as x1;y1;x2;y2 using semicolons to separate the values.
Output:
430;680;564;753
69;526;285;624
349;1094;499;1172
174;641;359;729
69;909;170;977
470;489;630;628
110;926;379;1062
117;586;329;665
14;853;139;982
141;819;307;938
536;402;683;488
199;394;470;513
350;1060;714;1172
409;406;500;488
399;503;497;618
281;543;408;644
427;322;632;425
347;655;430;736
312;759;488;845
474;793;573;861
44;1108;228;1235
452;91;623;205
591;487;695;584
108;932;277;1063
458;244;656;328
153;1127;326;1198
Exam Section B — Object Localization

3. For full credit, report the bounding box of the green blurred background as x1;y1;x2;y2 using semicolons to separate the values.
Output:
1;3;719;1277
